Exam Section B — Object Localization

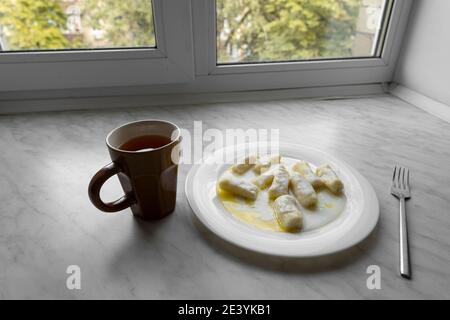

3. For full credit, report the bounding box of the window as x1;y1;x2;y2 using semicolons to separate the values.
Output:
0;0;194;92
216;0;391;64
0;0;156;51
0;0;412;95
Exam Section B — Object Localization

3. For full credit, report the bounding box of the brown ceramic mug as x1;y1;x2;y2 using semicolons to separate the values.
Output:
88;120;181;220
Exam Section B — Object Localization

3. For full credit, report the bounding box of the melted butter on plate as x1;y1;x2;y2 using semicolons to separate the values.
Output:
217;186;281;232
217;157;347;233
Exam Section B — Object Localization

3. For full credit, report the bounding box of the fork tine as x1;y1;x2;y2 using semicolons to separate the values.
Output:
402;166;406;189
406;168;410;190
392;165;398;187
397;166;402;189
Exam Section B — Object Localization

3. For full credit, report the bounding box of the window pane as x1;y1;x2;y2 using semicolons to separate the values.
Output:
216;0;390;64
0;0;156;51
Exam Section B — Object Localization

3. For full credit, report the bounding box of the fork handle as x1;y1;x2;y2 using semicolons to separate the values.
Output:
399;197;411;279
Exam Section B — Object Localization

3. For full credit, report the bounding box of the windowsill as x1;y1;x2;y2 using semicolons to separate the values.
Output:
0;83;386;114
0;93;448;299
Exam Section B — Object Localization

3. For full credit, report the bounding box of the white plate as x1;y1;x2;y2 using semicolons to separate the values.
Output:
185;143;379;257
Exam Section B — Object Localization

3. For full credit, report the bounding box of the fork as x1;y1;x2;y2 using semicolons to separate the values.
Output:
390;165;411;279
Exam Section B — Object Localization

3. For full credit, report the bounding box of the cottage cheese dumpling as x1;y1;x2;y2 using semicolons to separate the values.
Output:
316;164;344;194
231;154;258;175
290;172;318;207
251;172;274;190
268;165;290;200
292;160;323;189
253;154;281;174
218;173;258;200
273;195;303;231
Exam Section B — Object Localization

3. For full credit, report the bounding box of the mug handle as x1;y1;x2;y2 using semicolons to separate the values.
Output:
88;162;135;212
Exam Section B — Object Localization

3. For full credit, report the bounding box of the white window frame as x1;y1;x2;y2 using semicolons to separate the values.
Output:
0;0;194;92
191;0;414;92
0;0;413;95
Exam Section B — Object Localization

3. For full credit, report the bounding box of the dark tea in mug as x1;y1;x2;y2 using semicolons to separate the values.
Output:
120;135;172;152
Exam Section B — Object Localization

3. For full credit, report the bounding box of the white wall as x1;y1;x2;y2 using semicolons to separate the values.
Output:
394;0;450;106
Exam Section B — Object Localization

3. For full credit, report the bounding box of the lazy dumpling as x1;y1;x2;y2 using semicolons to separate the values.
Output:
231;154;258;175
218;173;258;200
316;164;344;194
251;172;274;190
290;172;318;208
292;160;323;189
253;154;281;174
268;165;290;200
273;195;303;231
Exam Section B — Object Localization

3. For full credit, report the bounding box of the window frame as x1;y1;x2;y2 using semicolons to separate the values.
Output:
0;0;413;95
193;0;413;88
210;0;394;71
0;0;194;91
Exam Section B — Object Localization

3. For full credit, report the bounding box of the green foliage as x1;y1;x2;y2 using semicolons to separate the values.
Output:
0;0;69;50
216;0;362;63
82;0;155;47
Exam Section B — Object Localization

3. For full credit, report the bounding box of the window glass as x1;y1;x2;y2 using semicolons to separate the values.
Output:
216;0;390;64
0;0;156;51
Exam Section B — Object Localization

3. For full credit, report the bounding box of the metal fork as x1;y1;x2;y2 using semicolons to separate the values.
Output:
390;165;411;279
